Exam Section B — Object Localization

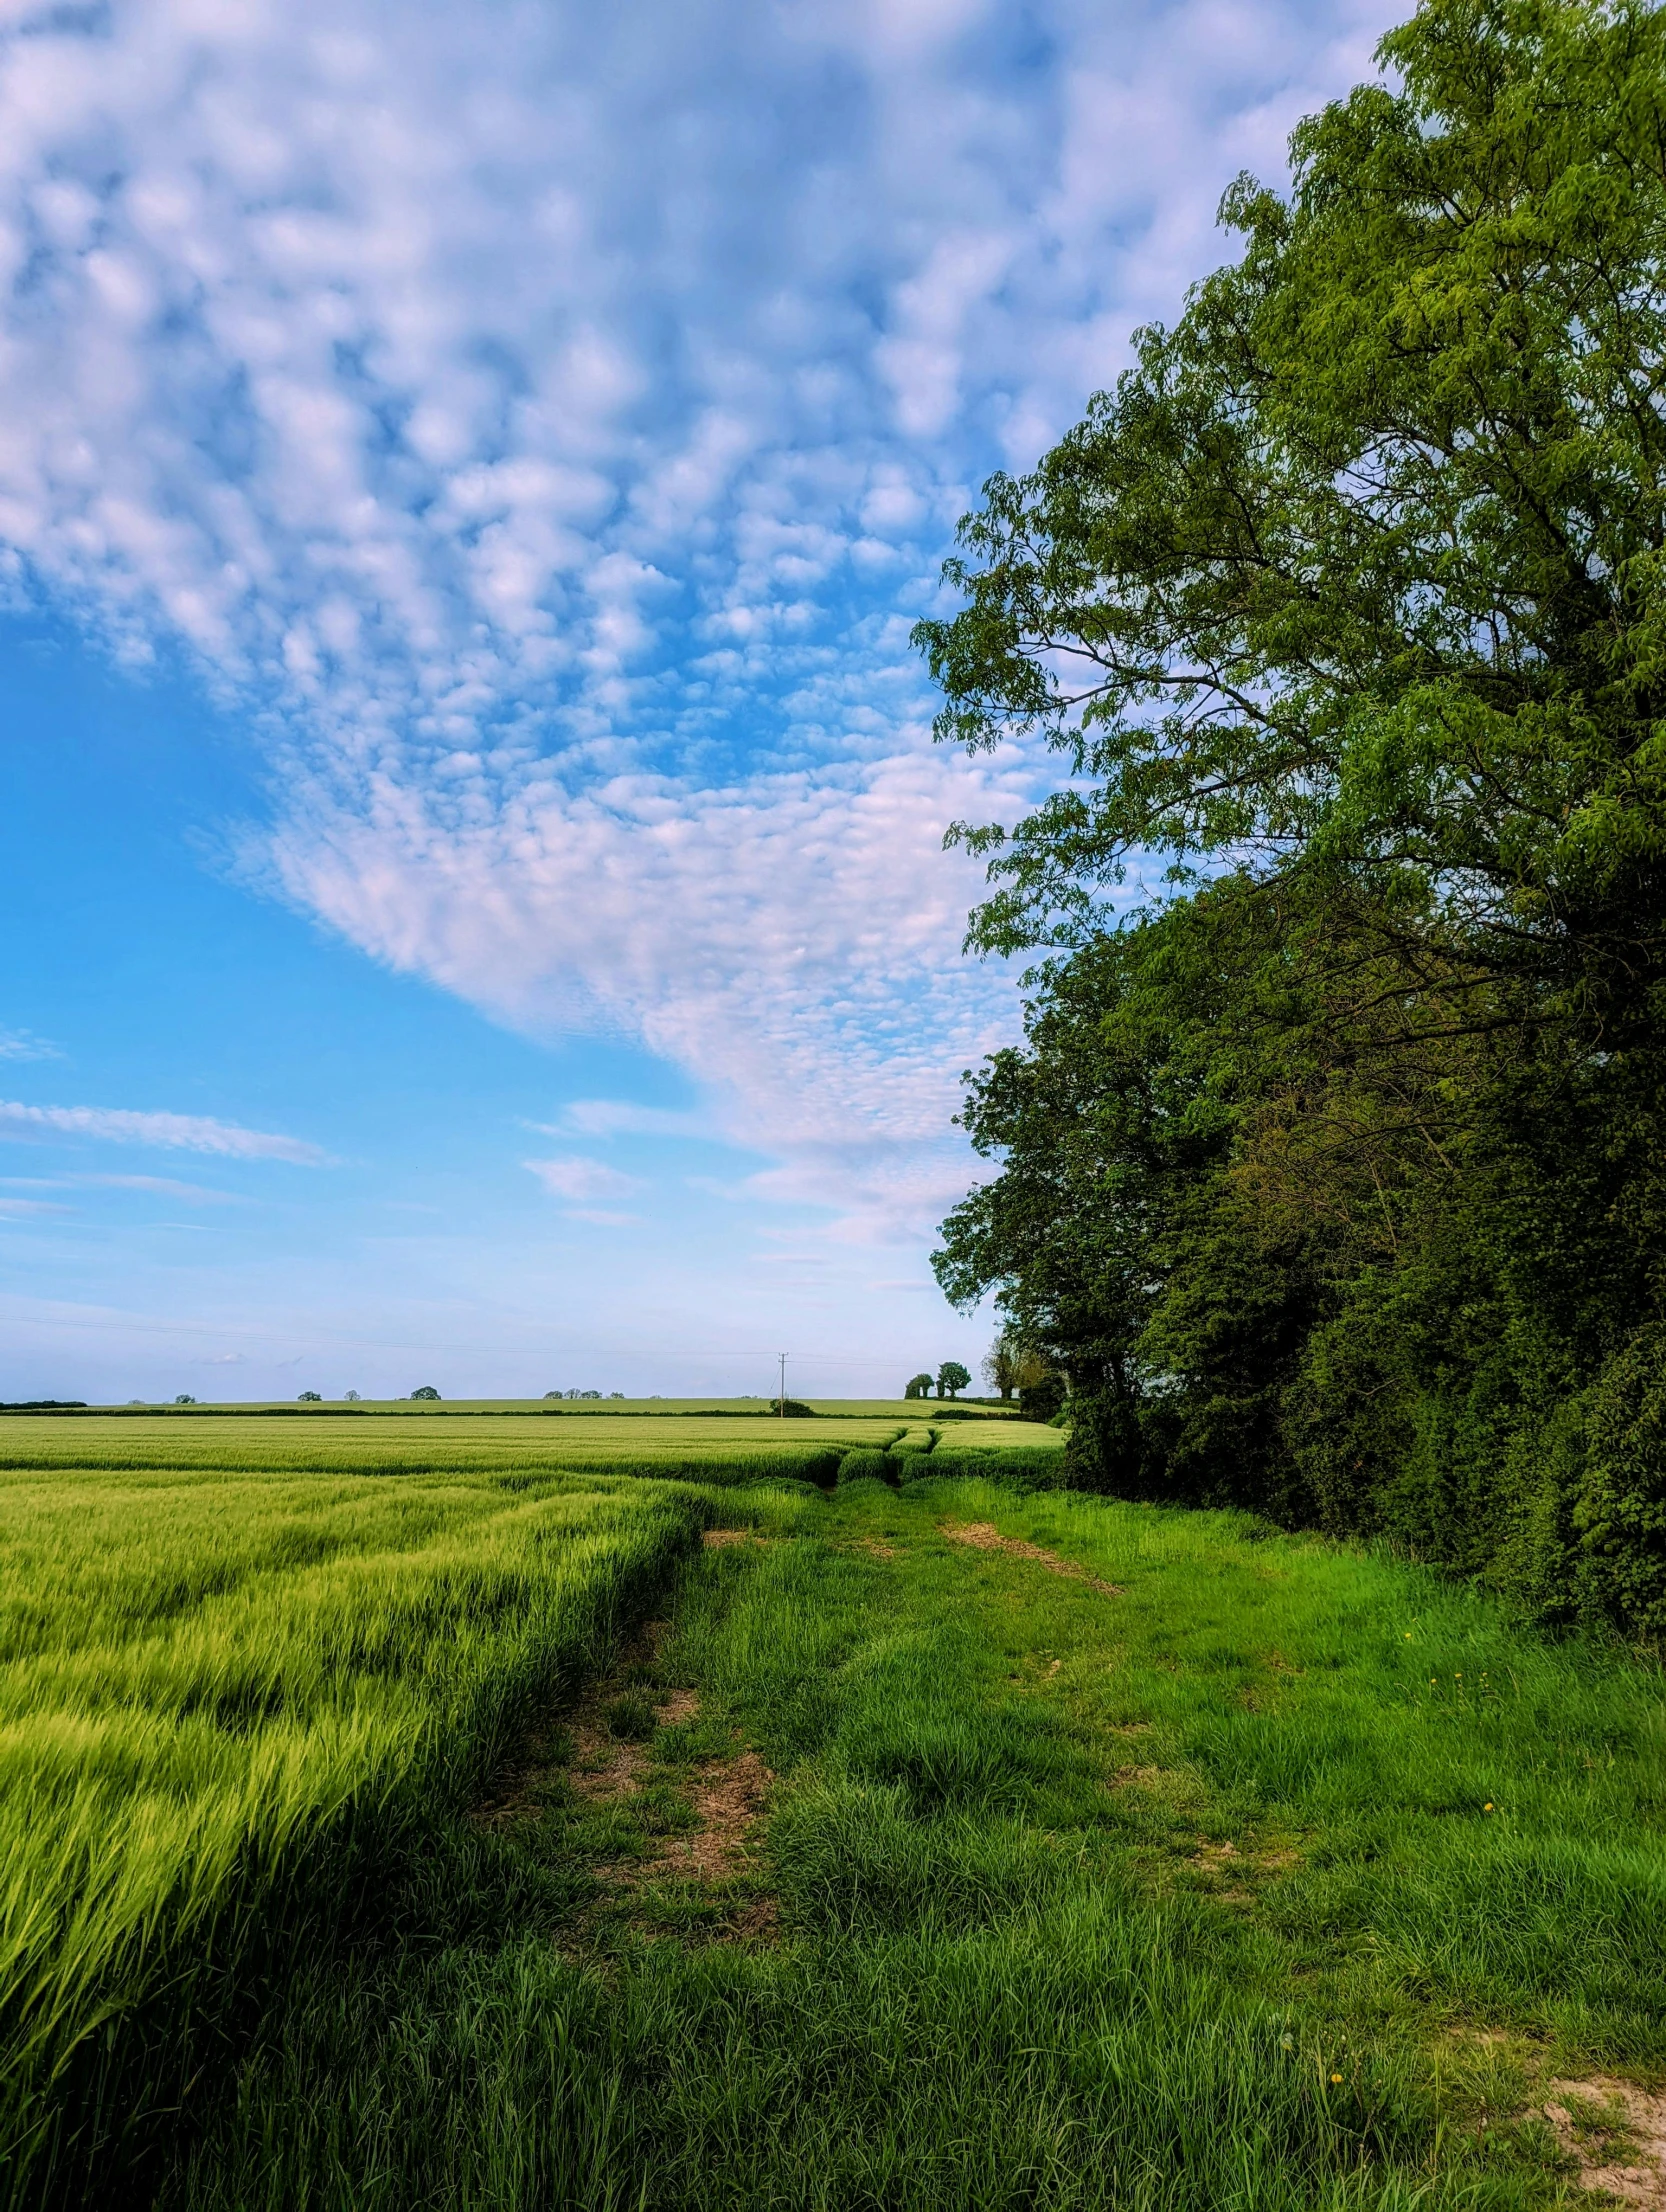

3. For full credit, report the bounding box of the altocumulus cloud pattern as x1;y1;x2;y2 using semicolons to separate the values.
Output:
0;0;1395;1241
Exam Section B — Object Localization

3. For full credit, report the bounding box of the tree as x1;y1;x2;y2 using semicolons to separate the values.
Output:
904;1372;934;1399
344;1390;361;1402
544;1390;564;1400
173;1394;196;1406
983;1340;1016;1399
983;1329;1056;1402
298;1390;321;1403
918;0;1666;1632
411;1386;441;1401
938;1361;971;1400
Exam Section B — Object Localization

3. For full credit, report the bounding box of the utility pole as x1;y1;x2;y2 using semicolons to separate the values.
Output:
778;1352;787;1416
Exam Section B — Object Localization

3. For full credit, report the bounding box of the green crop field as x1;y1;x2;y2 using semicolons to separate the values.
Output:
3;1414;1662;2209
0;1408;1063;1483
57;1397;1026;1419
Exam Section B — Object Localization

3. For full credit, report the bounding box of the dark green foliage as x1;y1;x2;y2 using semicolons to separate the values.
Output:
922;0;1666;1639
1573;1323;1666;1638
1018;1374;1068;1424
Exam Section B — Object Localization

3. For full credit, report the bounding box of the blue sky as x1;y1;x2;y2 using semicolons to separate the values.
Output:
0;0;1398;1403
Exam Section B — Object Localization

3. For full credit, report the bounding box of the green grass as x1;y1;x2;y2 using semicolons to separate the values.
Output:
0;1459;705;2203
164;1479;1666;2210
5;1443;1660;2208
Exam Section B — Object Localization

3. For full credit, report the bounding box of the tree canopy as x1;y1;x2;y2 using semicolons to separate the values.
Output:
921;0;1666;1639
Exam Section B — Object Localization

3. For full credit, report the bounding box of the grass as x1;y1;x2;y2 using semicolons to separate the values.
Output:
0;1459;704;2204
5;1443;1661;2207
167;1479;1666;2209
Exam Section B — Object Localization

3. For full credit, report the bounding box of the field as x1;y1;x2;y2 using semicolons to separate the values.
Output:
3;1413;1663;2208
0;1407;1063;1483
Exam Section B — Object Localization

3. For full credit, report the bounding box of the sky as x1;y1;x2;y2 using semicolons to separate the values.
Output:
0;0;1402;1404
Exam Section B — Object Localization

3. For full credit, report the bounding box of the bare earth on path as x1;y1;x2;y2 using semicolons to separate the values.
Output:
946;1520;1125;1596
1542;2079;1666;2209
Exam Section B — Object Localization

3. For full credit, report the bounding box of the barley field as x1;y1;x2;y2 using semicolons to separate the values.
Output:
0;1453;701;2202
0;1407;1063;1482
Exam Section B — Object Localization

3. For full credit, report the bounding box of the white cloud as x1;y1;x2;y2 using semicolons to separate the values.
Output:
0;1171;242;1202
523;1155;644;1203
544;1101;713;1142
0;1100;328;1164
0;1027;62;1061
0;0;1401;1239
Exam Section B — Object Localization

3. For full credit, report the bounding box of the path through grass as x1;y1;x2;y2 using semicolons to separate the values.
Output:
172;1478;1666;2210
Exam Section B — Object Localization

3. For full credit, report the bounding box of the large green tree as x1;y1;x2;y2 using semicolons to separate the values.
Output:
921;0;1666;1636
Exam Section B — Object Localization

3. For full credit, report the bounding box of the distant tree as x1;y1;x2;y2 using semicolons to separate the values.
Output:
411;1385;441;1401
609;1391;625;1400
937;1361;971;1400
580;1389;602;1400
544;1390;564;1400
904;1372;934;1400
298;1390;321;1403
983;1339;1018;1401
344;1390;361;1402
983;1333;1054;1404
173;1394;196;1406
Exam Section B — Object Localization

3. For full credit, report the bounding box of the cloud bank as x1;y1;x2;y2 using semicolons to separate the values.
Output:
0;0;1401;1237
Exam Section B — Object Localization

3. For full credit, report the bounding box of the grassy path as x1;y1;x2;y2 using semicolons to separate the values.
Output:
173;1478;1666;2210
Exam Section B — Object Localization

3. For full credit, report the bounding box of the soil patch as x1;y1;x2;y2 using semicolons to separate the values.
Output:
946;1521;1124;1596
1543;2079;1666;2209
474;1639;777;1941
656;1749;774;1880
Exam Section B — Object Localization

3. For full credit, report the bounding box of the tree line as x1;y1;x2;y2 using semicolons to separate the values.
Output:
921;0;1666;1640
